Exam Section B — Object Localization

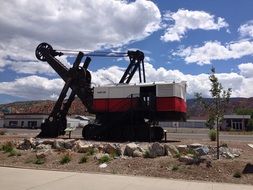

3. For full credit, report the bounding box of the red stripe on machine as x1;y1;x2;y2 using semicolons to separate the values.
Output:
156;97;186;112
92;97;186;113
92;98;138;112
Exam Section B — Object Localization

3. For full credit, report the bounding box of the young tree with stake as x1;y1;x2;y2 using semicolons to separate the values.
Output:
195;67;232;159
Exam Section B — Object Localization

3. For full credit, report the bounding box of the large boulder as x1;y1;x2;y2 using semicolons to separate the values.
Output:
179;154;200;165
18;138;36;150
219;147;240;159
132;149;143;157
64;139;75;149
104;144;122;156
124;143;139;157
148;142;165;158
188;143;203;149
176;145;189;154
95;144;104;152
41;139;55;146
36;149;51;159
194;146;209;156
73;140;93;153
53;139;65;150
164;144;179;157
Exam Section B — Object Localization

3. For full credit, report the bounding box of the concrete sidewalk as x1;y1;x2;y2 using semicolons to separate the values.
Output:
0;167;252;190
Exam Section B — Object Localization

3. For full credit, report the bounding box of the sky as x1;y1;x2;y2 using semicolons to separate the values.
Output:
1;0;253;104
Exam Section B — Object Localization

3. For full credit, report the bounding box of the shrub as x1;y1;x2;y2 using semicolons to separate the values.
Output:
172;165;179;171
79;155;88;164
175;152;181;158
0;130;6;135
110;151;121;158
34;158;45;165
87;148;95;156
60;154;71;164
187;149;197;156
208;129;217;141
99;155;110;163
233;171;242;178
1;142;14;153
8;149;21;157
25;158;34;164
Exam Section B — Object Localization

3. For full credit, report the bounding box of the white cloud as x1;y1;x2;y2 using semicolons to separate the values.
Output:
238;21;253;38
0;76;64;100
161;9;228;42
1;62;253;100
174;40;253;65
0;0;161;74
238;63;253;78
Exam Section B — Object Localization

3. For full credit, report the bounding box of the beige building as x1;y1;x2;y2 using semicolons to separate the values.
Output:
4;113;48;129
222;115;251;131
3;113;90;129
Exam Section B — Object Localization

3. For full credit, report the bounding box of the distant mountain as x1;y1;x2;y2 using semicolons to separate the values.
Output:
187;97;253;119
0;97;253;118
0;99;87;115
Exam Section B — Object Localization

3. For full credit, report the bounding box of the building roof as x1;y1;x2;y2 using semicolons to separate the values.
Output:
224;115;251;119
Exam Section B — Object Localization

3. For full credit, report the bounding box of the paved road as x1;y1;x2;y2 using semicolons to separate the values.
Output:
0;167;252;190
3;128;252;142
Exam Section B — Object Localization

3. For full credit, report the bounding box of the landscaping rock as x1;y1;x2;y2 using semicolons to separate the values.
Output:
96;144;104;152
104;143;122;156
36;150;50;159
148;142;165;158
53;139;65;150
176;145;188;154
124;143;139;157
104;144;116;154
188;143;203;149
73;140;93;153
36;144;52;150
179;154;199;165
99;163;107;168
219;147;240;159
194;146;209;156
78;144;93;153
231;148;241;157
64;139;75;149
133;149;143;157
222;151;235;159
114;144;123;156
18;138;36;150
164;144;179;157
41;139;55;146
94;153;110;160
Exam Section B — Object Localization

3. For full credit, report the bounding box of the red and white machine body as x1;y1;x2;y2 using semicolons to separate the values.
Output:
92;81;187;121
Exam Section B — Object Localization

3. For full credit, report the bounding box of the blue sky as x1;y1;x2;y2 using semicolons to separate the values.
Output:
1;0;253;104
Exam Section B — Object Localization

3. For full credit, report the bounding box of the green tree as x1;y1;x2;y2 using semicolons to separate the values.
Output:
235;108;253;117
195;67;232;159
235;108;253;131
